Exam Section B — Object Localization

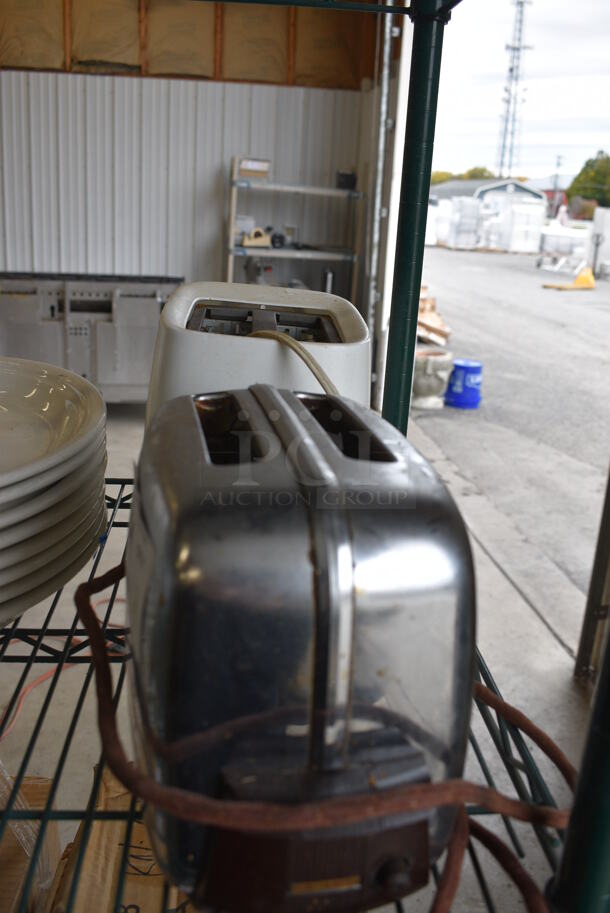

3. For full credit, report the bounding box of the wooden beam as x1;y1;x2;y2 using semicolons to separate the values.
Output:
288;7;296;85
139;0;148;75
63;0;71;71
214;3;223;80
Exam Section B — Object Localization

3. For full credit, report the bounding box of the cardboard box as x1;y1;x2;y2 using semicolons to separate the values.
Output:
0;778;61;913
44;769;194;913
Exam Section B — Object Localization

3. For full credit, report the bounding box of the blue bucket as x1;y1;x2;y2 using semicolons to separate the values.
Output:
445;359;482;409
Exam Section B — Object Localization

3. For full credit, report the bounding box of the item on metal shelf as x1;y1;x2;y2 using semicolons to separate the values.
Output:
0;357;107;625
125;385;476;912
412;346;454;409
244;258;273;285
237;157;271;181
271;232;285;248
234;214;256;240
283;224;299;246
241;227;272;248
336;170;357;190
145;282;371;423
76;554;577;913
444;359;482;410
323;267;334;293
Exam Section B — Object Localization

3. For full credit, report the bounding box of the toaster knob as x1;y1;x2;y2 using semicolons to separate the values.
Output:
376;857;411;893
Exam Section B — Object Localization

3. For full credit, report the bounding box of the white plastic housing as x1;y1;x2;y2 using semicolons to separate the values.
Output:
146;283;371;424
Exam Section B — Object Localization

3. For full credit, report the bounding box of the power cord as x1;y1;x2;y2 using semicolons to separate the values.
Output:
0;597;127;744
249;330;340;396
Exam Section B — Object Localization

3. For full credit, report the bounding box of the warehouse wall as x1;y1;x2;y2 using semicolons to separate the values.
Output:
0;70;362;282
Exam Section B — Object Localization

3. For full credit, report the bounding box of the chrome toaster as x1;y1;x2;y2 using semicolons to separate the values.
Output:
126;385;476;912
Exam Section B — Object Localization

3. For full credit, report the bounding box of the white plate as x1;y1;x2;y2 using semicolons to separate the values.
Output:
0;449;106;530
0;501;107;587
0;505;107;601
0;470;106;550
0;489;104;571
0;428;106;509
0;357;106;487
0;513;107;626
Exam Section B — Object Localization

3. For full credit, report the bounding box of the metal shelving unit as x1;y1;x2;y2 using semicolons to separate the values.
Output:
0;479;567;913
226;155;365;302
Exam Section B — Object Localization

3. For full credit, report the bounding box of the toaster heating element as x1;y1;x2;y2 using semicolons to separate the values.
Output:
145;283;371;424
126;386;476;912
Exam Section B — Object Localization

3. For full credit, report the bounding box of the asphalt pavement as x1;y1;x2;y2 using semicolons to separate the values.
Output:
411;246;610;652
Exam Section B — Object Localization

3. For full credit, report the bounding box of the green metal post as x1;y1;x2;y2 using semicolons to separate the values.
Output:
381;0;450;433
574;470;610;679
548;628;610;912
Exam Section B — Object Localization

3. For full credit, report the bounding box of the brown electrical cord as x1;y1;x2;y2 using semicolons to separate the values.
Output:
75;563;574;911
469;820;549;913
473;682;577;791
429;807;470;913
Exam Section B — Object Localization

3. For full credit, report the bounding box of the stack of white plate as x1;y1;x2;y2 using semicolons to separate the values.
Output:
0;358;107;625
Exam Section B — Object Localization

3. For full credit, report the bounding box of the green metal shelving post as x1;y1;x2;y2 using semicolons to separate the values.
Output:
381;0;454;433
548;624;610;913
574;470;610;679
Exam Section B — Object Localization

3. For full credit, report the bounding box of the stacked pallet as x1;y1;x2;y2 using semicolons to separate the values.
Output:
417;285;451;346
413;284;453;409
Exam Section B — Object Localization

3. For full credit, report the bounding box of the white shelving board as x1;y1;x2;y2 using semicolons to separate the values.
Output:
230;246;356;262
233;179;363;200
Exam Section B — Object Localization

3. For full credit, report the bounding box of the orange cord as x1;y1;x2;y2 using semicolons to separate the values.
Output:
0;597;126;743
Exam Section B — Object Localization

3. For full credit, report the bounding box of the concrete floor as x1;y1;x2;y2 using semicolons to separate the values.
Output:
2;249;607;909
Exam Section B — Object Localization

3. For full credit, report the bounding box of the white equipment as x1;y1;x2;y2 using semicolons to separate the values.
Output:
0;274;181;403
146;282;370;424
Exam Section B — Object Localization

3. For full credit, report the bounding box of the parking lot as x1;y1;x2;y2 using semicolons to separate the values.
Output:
412;246;610;653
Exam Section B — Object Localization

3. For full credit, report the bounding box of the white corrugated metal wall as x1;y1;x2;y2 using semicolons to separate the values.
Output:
0;71;363;283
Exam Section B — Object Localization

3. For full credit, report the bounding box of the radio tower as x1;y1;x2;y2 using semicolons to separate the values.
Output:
497;0;531;177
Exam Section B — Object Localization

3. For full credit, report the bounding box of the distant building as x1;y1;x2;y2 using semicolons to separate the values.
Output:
525;175;575;212
431;178;546;203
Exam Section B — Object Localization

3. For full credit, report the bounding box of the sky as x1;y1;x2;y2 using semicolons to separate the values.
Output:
431;0;610;179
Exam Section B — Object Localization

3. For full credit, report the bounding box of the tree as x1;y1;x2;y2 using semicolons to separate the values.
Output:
461;166;495;180
568;151;610;207
431;171;454;185
430;167;496;185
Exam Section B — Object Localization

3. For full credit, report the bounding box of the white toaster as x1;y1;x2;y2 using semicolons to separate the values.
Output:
146;283;370;424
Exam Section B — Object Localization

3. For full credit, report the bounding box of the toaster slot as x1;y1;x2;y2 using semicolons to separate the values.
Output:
275;311;341;343
186;301;341;342
298;395;395;463
195;393;267;464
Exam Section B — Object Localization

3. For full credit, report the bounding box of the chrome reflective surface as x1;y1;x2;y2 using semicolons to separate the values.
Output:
126;385;476;899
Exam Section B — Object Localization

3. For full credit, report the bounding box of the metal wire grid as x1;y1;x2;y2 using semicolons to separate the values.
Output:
0;478;563;913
